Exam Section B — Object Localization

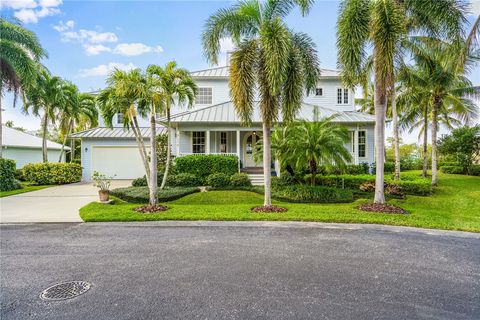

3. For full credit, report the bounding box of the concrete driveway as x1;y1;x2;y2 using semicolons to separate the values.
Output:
0;181;131;223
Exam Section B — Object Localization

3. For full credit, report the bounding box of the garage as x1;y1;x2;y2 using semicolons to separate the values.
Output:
92;146;149;179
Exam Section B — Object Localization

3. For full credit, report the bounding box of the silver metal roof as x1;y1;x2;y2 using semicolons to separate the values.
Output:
69;127;165;139
163;101;375;124
190;66;341;78
2;125;69;150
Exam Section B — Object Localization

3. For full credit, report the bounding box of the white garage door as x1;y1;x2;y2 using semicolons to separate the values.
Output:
92;146;149;179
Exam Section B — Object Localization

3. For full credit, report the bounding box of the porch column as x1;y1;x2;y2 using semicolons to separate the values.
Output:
206;130;210;154
354;129;359;165
175;126;180;156
236;130;241;171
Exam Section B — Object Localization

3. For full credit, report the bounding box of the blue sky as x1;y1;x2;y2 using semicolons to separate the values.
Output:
1;0;479;141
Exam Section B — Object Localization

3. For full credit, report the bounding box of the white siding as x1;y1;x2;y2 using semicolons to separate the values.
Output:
303;79;355;112
3;147;65;168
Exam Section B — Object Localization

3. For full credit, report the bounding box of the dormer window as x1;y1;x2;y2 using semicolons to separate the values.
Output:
337;88;349;104
315;88;323;96
196;87;213;104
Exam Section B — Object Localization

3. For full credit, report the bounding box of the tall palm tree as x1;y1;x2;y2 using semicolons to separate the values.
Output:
147;62;197;190
23;69;66;162
337;0;466;203
292;118;352;185
0;18;47;157
398;39;478;185
202;0;320;207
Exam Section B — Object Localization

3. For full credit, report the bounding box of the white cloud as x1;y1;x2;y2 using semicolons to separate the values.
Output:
8;0;62;23
84;44;111;56
113;43;164;56
53;20;74;32
78;62;136;77
58;29;118;44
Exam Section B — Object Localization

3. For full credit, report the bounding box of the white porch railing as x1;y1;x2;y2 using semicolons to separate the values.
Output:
177;152;238;157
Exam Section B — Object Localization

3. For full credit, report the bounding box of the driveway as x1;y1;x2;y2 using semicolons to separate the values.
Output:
0;222;479;319
0;181;131;223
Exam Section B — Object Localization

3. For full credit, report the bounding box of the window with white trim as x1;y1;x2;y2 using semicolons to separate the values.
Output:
220;132;227;153
192;132;205;153
196;87;212;104
337;88;349;104
117;112;123;124
358;130;366;158
315;88;323;96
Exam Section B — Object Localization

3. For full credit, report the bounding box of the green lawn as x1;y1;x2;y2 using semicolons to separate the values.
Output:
80;172;480;232
0;183;52;198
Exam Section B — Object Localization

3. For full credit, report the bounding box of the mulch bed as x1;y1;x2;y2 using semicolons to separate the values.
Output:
251;205;288;213
134;204;169;213
358;203;407;214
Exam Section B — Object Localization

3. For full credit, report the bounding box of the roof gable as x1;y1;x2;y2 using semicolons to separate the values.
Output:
2;125;68;150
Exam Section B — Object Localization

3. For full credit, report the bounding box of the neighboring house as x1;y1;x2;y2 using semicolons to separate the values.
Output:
71;65;376;182
1;125;69;168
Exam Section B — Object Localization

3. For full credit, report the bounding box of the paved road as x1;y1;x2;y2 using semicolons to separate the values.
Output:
1;222;479;320
0;181;130;223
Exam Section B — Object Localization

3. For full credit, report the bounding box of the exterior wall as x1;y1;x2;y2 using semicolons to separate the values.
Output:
303;79;355;112
80;138;149;181
2;147;65;168
97;112;150;128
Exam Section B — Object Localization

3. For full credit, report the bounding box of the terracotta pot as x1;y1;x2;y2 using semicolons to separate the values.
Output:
98;190;110;202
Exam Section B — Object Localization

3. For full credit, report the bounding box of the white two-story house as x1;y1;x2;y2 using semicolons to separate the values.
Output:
71;65;375;181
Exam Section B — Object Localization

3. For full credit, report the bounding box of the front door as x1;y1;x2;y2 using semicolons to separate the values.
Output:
243;132;260;167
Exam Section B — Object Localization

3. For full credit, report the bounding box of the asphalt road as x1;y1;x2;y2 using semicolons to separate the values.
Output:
1;222;479;320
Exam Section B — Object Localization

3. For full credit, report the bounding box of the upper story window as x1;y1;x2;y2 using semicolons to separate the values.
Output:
315;88;323;96
117;112;124;124
337;88;349;104
358;130;366;158
196;87;213;104
192;131;205;153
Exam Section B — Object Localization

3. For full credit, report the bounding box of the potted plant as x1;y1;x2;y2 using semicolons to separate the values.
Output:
92;171;114;202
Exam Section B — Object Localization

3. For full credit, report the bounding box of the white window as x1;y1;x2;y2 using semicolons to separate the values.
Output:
358;130;366;158
315;88;323;96
192;132;205;153
196;87;212;104
337;88;349;104
220;132;227;153
117;112;123;124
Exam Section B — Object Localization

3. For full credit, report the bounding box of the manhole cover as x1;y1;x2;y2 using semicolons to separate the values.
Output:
40;281;91;301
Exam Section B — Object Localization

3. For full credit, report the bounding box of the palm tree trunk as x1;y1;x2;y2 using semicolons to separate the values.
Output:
263;122;272;206
42;112;49;162
149;110;158;206
422;108;428;177
309;159;317;186
58;120;72;162
71;139;75;162
373;77;387;204
0;94;3;158
160;107;171;190
431;102;439;186
129;119;151;183
391;88;401;181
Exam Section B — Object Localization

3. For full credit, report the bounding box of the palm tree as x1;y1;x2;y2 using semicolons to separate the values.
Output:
97;69;151;182
398;39;478;185
0;18;47;157
147;62;197;190
57;83;97;162
337;0;466;203
291;118;352;185
202;0;320;207
23;69;66;162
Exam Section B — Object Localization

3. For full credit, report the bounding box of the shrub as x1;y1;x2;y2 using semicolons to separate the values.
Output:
206;173;231;188
470;165;480;176
167;173;202;187
272;172;296;187
272;184;353;203
345;164;370;175
111;186;199;203
174;155;238;182
23;162;82;185
440;165;464;174
230;173;251;187
0;158;22;191
132;177;147;187
389;179;432;196
359;181;375;192
15;168;26;181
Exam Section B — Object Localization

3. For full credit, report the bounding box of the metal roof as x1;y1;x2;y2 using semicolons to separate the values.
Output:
69;127;165;139
2;125;69;150
163;101;375;124
190;66;341;78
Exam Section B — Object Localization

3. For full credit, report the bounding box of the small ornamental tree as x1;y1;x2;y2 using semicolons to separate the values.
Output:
438;125;480;175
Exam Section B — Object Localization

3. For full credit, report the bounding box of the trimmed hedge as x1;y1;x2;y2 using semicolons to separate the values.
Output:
174;155;238;182
132;172;165;187
272;184;354;203
206;173;231;188
470;165;480;176
440;165;465;174
230;173;251;187
0;158;22;192
23;162;82;185
167;173;202;187
111;186;199;203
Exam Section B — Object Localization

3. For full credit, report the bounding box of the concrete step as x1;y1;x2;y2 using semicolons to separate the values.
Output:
248;174;264;186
